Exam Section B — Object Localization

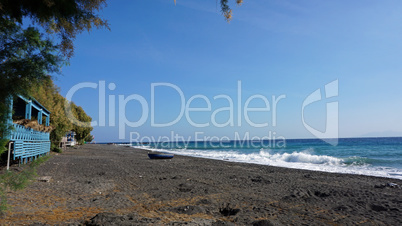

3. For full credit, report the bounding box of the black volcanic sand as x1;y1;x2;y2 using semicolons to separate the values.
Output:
1;144;401;225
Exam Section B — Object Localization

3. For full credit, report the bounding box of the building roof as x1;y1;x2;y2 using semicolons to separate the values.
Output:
18;95;51;115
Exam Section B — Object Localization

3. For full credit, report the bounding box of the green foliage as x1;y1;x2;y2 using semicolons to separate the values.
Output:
52;147;62;153
51;142;62;153
0;155;50;212
0;193;6;212
0;0;107;142
174;0;244;22
29;77;94;147
0;139;8;156
1;168;35;191
220;0;244;22
0;19;63;98
0;0;109;59
1;156;49;190
0;96;10;148
70;103;93;144
29;77;73;149
85;134;94;143
0;19;64;145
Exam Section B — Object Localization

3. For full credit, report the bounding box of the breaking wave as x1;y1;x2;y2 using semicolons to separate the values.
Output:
139;147;402;180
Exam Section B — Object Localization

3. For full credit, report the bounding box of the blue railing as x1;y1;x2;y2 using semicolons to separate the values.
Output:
10;123;50;141
10;123;50;163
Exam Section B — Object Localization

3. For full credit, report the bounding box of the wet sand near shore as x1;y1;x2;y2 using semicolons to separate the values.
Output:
0;144;401;225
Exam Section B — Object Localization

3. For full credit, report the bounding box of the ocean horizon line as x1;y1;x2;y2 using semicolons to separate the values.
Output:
97;136;402;144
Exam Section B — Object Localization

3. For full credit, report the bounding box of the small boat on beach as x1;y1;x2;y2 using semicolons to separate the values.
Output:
148;153;174;159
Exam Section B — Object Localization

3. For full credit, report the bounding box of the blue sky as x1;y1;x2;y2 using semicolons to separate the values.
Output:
55;0;402;142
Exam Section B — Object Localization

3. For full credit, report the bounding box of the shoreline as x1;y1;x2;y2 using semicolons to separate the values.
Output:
131;144;402;181
1;144;401;225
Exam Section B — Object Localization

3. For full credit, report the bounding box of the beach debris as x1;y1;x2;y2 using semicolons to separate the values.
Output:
178;183;193;192
314;190;331;198
333;205;349;211
249;175;271;184
219;203;240;216
375;182;400;189
37;176;51;182
387;182;399;188
370;204;388;212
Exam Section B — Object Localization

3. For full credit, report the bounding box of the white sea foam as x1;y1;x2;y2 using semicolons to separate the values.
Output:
135;146;402;180
132;145;152;149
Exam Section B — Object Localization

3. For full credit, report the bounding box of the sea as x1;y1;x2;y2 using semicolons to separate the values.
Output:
130;137;402;180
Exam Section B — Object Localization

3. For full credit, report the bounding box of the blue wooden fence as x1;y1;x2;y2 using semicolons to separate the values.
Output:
7;96;51;164
10;123;51;163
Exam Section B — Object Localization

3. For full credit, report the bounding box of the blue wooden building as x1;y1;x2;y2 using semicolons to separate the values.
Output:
6;95;51;165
